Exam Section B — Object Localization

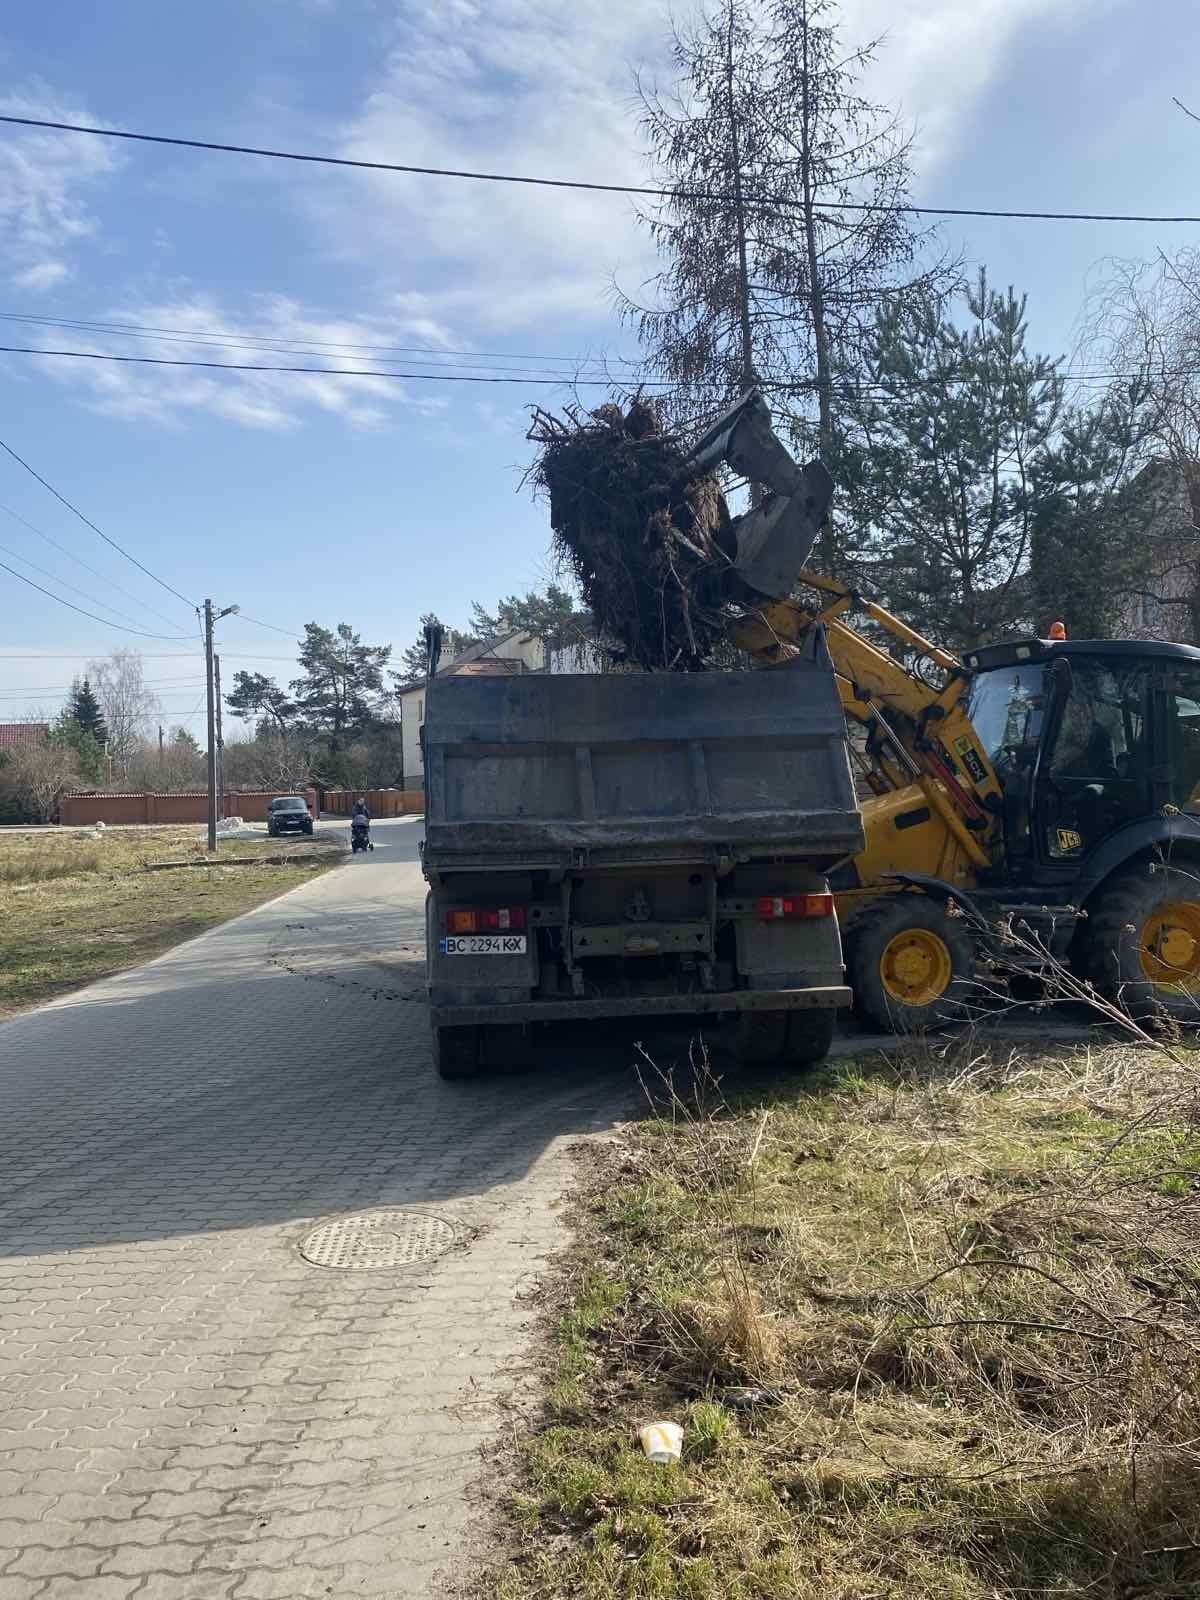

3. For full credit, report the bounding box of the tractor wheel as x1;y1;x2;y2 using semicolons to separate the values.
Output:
432;1024;483;1079
1087;865;1200;1023
847;895;973;1032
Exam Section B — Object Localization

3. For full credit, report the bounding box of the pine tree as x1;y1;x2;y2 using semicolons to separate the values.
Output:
834;274;1063;650
68;677;107;745
290;623;391;754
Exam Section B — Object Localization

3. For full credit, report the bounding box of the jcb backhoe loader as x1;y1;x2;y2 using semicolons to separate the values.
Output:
703;394;1200;1030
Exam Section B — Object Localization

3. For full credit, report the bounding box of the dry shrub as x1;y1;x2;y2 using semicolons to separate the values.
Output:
527;397;732;670
668;1286;784;1385
627;1037;1200;1592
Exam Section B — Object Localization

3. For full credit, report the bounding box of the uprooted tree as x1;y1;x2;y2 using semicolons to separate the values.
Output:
528;396;733;670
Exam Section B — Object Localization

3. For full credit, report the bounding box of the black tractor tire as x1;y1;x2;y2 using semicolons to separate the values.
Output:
432;1024;483;1080
847;894;974;1033
1087;865;1200;1023
734;1009;788;1065
785;1007;836;1067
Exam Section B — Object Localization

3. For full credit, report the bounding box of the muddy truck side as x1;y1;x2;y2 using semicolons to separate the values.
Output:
421;625;864;1077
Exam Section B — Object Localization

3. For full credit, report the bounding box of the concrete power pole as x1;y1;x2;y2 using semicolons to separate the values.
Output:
204;600;217;852
204;600;239;851
214;654;225;822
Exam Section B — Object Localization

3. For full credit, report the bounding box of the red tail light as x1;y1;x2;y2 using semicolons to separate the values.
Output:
756;893;833;920
445;906;527;934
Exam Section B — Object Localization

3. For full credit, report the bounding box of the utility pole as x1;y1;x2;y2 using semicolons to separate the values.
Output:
203;599;240;852
214;654;225;821
158;724;164;769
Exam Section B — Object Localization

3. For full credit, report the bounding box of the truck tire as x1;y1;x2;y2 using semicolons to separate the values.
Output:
785;1008;836;1067
847;895;973;1032
735;1009;788;1065
480;1024;528;1070
432;1024;482;1079
1087;865;1200;1023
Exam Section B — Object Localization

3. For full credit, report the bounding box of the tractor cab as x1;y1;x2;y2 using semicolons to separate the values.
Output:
963;636;1200;885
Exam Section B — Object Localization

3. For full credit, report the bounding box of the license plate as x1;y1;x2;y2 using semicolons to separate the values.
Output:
439;935;527;956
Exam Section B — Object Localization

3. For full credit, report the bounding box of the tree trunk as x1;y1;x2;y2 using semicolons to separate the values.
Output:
798;0;835;563
724;1;761;505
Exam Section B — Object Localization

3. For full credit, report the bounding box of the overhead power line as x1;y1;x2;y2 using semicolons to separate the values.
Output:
5;341;1198;398
0;497;189;633
232;613;299;638
0;435;196;610
0;556;204;639
0;652;296;661
4;112;1200;225
1;344;677;387
0;311;640;373
0;534;171;633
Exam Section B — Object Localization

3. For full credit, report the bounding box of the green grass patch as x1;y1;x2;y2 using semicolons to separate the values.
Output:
486;1041;1200;1600
0;825;339;1015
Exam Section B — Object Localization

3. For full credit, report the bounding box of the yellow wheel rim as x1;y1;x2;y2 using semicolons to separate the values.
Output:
880;928;953;1006
1139;901;1200;992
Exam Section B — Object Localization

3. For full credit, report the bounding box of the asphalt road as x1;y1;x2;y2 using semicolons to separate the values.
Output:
0;818;1100;1599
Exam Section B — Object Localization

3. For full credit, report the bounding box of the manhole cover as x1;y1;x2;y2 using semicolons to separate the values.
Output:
300;1210;459;1269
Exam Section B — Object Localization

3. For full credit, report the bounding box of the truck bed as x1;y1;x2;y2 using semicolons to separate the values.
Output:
422;632;863;870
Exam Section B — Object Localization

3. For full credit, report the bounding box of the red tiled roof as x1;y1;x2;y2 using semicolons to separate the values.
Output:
0;722;48;750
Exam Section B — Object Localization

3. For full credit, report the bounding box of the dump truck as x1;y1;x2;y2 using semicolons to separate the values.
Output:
421;395;865;1077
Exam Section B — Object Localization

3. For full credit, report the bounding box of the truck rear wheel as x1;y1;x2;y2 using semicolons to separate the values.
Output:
785;1008;836;1067
480;1024;528;1070
432;1024;483;1079
847;895;972;1032
735;1009;788;1065
1088;865;1200;1023
735;1008;835;1068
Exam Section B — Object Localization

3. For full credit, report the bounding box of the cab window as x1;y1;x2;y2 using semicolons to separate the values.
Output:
967;664;1046;779
1163;670;1200;809
1042;659;1150;855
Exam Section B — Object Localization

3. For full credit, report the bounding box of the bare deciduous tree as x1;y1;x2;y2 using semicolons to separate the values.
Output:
3;743;80;822
88;649;159;777
1082;249;1200;640
222;730;313;794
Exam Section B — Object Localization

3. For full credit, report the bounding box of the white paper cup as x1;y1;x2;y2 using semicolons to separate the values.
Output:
639;1421;684;1463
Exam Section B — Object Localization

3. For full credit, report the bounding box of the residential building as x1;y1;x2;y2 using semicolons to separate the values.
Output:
0;722;49;751
1113;461;1198;643
395;628;544;789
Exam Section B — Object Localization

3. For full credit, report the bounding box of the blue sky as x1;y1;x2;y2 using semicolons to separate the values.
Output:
0;0;1198;732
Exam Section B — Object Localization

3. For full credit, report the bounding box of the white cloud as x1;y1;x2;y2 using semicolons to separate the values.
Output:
311;0;668;333
13;260;70;292
26;293;452;431
0;81;120;292
311;0;1091;333
838;0;1091;178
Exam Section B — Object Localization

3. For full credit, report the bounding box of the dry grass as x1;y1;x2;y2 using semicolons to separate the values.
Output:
0;825;339;1015
488;1038;1200;1600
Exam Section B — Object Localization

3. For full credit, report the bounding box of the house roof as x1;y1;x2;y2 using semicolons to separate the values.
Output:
0;722;48;750
393;628;536;696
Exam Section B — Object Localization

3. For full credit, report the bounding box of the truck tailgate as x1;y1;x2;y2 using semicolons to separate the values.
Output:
422;631;864;868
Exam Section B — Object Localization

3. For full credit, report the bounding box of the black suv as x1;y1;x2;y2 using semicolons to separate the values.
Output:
267;796;314;837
